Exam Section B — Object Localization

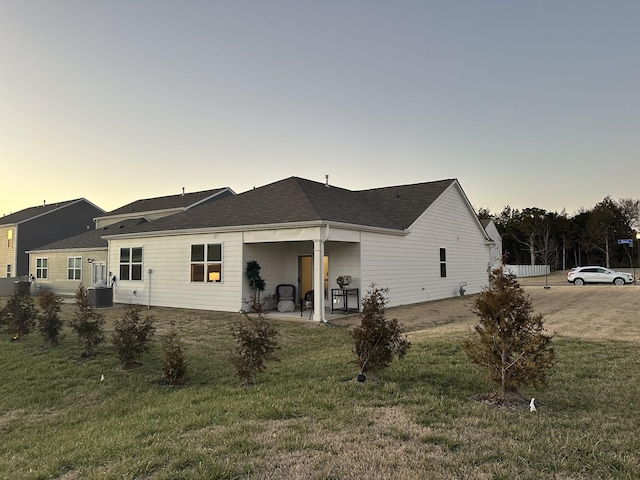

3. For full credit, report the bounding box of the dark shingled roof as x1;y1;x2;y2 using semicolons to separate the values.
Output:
107;177;457;236
30;218;149;251
1;199;98;226
103;188;231;216
357;179;456;230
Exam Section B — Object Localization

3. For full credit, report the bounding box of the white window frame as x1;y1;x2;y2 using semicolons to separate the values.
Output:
119;247;143;281
36;257;48;279
190;243;222;283
6;264;11;278
68;256;82;280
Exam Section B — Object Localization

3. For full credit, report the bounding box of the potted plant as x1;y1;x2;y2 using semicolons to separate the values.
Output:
245;260;266;312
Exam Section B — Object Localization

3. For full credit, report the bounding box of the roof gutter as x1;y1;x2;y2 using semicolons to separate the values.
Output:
26;246;107;255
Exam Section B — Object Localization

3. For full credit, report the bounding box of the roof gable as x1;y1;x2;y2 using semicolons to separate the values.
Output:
101;188;233;217
1;199;104;226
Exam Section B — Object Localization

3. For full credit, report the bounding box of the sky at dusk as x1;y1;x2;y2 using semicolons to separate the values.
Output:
1;1;639;218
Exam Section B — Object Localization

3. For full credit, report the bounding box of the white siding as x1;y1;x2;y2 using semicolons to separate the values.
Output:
326;241;361;288
361;184;490;307
110;232;244;311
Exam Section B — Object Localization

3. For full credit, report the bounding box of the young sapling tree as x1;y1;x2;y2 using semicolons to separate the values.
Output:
161;320;188;386
1;290;37;340
111;303;155;367
37;289;64;347
463;266;555;404
352;284;410;381
231;311;280;386
69;283;106;357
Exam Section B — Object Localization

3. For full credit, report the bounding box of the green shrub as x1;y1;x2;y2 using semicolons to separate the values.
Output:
1;290;37;340
231;312;280;386
68;284;105;357
111;304;155;365
161;320;188;386
36;289;64;347
352;284;410;379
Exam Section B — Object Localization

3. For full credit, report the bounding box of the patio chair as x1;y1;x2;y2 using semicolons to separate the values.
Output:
300;290;314;319
275;284;296;312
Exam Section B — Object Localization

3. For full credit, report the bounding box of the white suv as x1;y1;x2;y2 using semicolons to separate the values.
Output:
567;266;634;286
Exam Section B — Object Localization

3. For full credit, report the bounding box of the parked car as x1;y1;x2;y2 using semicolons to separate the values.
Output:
567;266;635;285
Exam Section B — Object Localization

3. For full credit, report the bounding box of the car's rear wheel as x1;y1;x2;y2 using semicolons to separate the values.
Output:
614;277;625;286
574;278;584;286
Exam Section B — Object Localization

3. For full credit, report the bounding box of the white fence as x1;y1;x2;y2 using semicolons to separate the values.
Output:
504;264;550;277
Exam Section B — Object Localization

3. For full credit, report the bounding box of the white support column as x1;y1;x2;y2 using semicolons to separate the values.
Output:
313;238;326;322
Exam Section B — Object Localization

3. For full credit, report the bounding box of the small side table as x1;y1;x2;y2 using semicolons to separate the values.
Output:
331;288;360;313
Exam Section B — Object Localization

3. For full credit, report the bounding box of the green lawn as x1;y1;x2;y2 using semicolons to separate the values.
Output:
0;303;638;479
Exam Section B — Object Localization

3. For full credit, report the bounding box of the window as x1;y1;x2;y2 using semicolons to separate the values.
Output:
68;257;82;280
5;264;11;278
120;247;143;281
190;243;222;282
36;258;48;279
7;230;13;248
439;248;447;278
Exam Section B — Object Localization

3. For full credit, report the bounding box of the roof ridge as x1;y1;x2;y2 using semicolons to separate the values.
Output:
117;187;225;205
356;178;456;193
1;198;91;223
292;177;333;219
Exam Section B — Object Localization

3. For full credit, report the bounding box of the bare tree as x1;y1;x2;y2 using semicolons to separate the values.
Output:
617;198;640;232
535;219;558;268
513;208;548;266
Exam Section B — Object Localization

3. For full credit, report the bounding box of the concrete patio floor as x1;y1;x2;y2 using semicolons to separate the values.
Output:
265;306;360;325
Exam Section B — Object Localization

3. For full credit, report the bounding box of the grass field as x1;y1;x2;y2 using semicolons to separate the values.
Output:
1;285;639;479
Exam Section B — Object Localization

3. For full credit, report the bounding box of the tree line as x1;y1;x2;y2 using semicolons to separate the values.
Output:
478;196;640;270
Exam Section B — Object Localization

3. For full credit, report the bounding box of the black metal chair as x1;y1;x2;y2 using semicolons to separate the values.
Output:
300;290;314;319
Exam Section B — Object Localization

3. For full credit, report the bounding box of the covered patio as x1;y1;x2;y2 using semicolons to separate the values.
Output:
243;225;363;323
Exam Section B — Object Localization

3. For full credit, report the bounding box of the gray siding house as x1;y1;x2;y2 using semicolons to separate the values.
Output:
1;199;104;282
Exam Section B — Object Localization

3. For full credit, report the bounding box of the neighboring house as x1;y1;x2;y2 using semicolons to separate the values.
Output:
0;199;104;280
103;176;494;321
27;188;234;295
480;218;503;271
27;218;148;295
95;188;235;228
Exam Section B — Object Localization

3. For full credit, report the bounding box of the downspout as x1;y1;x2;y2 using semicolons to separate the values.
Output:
147;268;152;308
